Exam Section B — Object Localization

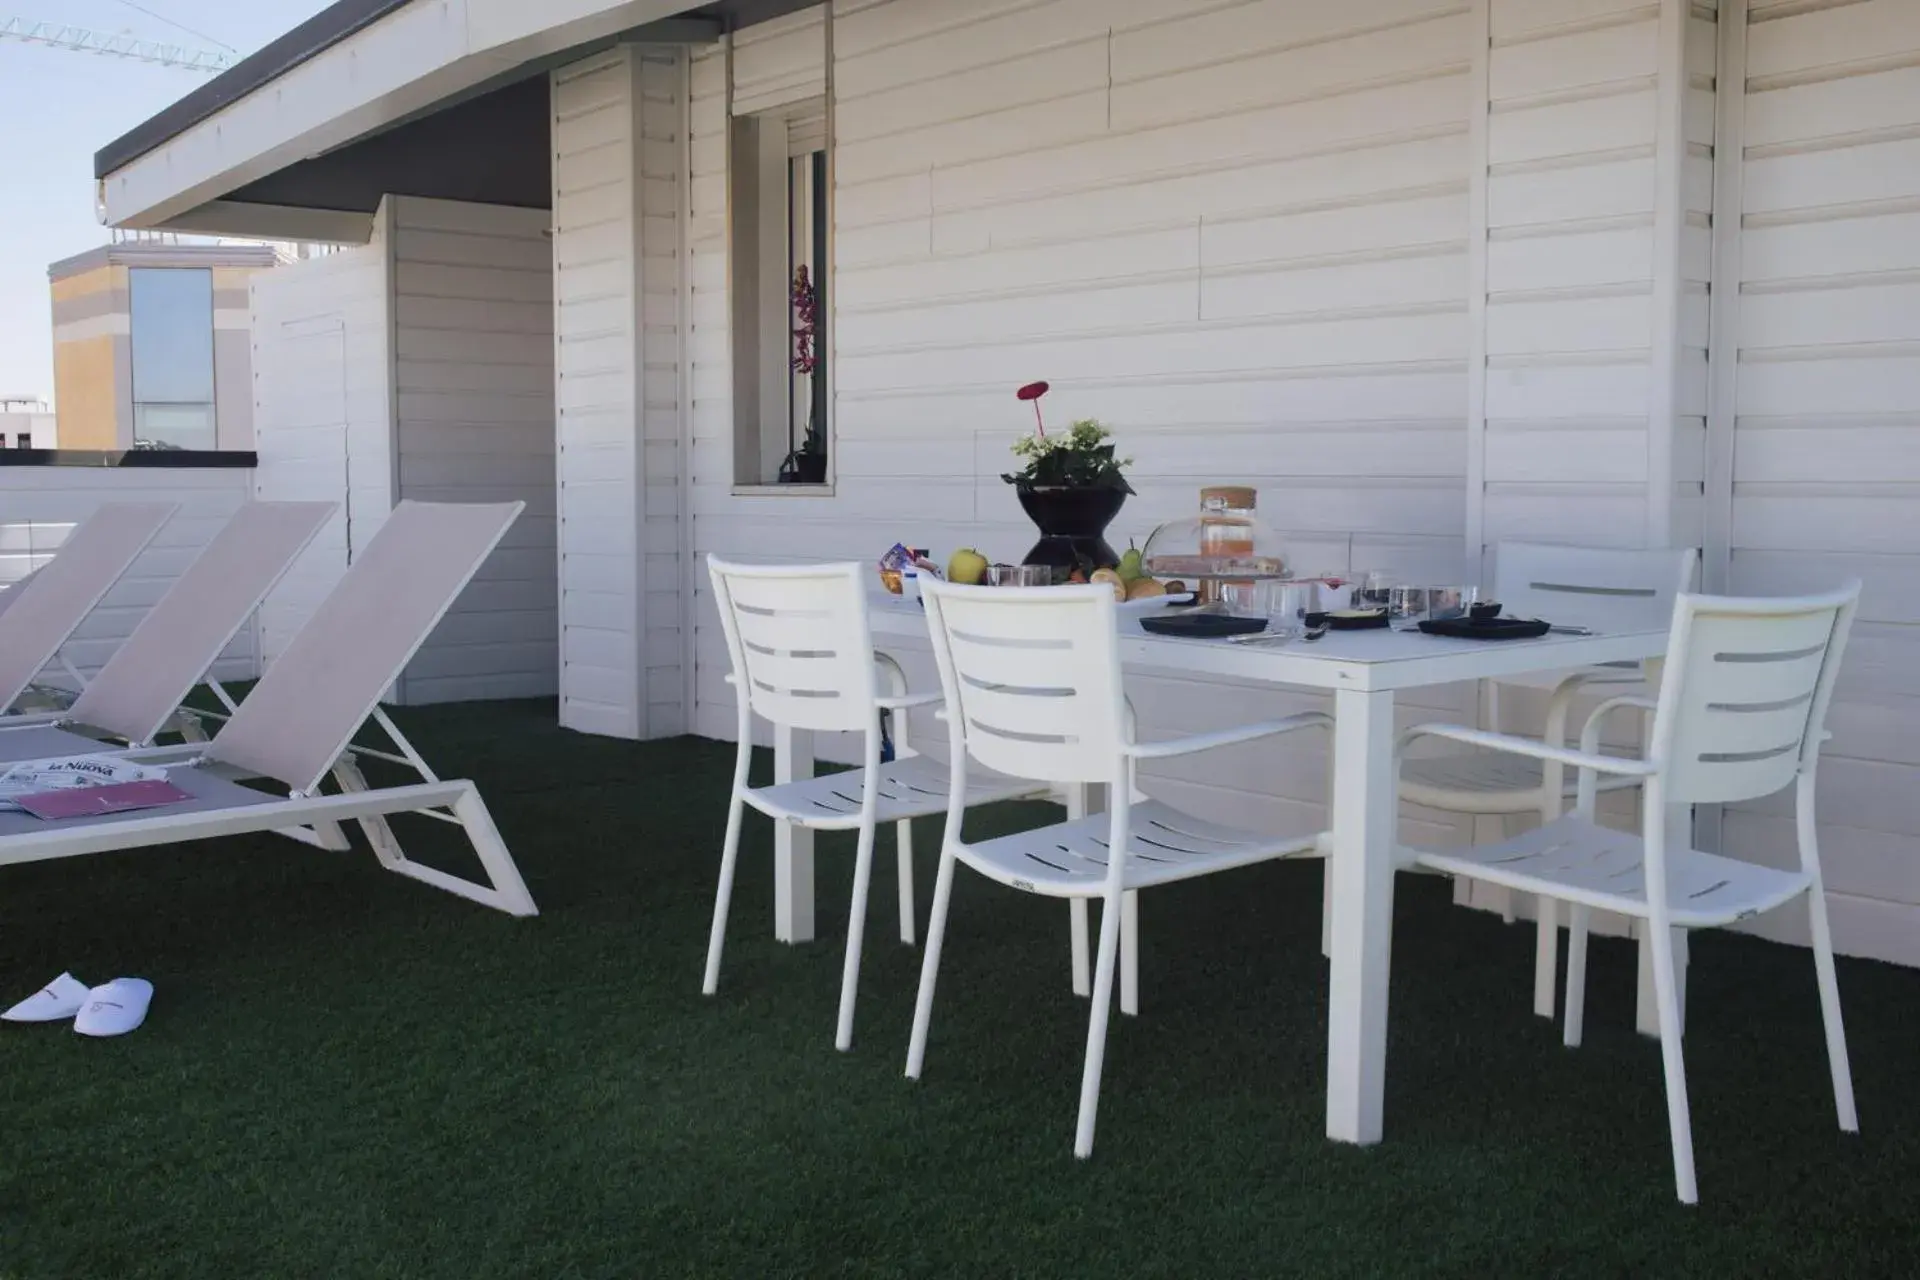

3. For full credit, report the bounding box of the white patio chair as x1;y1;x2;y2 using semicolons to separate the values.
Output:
0;501;537;919
1399;583;1861;1203
703;559;1046;1051
0;502;178;716
1400;542;1697;1020
0;501;335;753
907;579;1329;1157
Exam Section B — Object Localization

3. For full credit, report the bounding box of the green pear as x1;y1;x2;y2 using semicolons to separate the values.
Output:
1117;539;1145;582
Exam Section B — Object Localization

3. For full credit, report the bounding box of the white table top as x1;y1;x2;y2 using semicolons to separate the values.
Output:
867;593;1668;693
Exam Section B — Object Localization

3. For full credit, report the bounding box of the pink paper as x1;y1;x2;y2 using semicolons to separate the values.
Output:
16;779;195;821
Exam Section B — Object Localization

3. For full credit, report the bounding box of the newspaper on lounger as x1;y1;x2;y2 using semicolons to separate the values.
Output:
0;756;172;813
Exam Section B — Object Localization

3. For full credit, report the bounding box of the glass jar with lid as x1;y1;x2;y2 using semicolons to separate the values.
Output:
1141;486;1291;605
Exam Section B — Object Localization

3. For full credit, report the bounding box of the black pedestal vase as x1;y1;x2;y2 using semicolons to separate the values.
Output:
1016;486;1127;581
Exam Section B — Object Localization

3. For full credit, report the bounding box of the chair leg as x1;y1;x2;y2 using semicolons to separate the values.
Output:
702;794;748;996
1070;900;1092;997
1533;894;1558;1020
896;819;916;946
1649;922;1699;1204
1120;890;1139;1017
1563;903;1590;1048
1075;888;1125;1158
834;815;881;1052
906;844;961;1080
1067;784;1091;996
1807;889;1860;1132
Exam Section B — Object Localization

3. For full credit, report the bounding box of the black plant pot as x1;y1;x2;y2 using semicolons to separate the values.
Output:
1016;486;1127;580
779;451;828;484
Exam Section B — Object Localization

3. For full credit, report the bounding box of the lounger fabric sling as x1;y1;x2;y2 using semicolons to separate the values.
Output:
0;503;177;715
0;501;334;754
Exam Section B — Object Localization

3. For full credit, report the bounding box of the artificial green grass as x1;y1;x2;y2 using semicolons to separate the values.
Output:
1;697;1917;1278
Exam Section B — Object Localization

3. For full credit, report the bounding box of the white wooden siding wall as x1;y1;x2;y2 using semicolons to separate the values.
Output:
0;468;258;685
551;48;689;739
251;234;390;667
1718;0;1920;966
1474;0;1708;558
388;195;559;705
688;0;1480;843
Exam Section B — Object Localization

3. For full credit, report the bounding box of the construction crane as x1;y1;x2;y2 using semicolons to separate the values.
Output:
0;16;233;73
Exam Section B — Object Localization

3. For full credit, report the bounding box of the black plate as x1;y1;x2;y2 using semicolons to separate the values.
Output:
1139;613;1270;639
1305;609;1389;631
1418;617;1551;641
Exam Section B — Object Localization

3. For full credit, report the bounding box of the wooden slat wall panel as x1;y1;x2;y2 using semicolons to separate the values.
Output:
1477;0;1673;553
389;195;559;705
552;48;689;740
1723;0;1920;961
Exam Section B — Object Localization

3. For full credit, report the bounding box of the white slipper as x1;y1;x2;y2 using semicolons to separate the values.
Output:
2;972;92;1023
73;978;153;1038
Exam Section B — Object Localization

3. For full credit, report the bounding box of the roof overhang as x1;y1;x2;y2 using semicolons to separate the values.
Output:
95;0;731;237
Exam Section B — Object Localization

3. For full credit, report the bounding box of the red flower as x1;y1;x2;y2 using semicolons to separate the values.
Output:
1016;380;1050;437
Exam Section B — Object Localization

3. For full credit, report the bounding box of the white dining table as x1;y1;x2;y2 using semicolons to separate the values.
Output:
766;593;1673;1147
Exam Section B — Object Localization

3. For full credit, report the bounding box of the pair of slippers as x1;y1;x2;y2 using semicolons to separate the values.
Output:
2;973;152;1036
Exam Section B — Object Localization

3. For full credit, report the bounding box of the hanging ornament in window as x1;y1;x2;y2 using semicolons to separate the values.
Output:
791;265;817;376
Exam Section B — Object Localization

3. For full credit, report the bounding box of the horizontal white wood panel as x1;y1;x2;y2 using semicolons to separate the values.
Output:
1488;155;1655;227
1489;16;1657;102
1488;226;1653;291
1745;64;1920;151
1487;87;1657;165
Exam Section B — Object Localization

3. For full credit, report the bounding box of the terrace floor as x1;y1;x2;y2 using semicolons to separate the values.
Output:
3;697;1917;1277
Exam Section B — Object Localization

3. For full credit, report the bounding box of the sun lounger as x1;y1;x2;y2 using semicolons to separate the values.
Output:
0;500;537;918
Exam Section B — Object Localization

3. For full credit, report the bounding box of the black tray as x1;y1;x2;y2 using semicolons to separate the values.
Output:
1418;616;1551;641
1139;614;1269;639
1305;609;1389;631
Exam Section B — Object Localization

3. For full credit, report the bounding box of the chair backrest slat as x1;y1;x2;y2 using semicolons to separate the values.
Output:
922;580;1124;786
205;501;522;793
1494;543;1697;632
0;502;177;710
1651;585;1859;806
69;501;335;744
707;559;877;734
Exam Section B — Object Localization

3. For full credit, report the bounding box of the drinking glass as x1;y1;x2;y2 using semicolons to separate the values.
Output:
1387;585;1430;628
1219;580;1264;616
1427;585;1480;621
1360;570;1397;610
1312;571;1354;612
988;564;1051;587
1262;582;1318;639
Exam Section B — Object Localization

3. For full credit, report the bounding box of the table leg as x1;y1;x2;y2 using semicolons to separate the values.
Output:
1636;802;1691;1037
1326;687;1398;1145
773;724;815;944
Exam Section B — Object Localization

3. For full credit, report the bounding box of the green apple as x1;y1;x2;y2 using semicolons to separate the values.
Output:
948;547;989;585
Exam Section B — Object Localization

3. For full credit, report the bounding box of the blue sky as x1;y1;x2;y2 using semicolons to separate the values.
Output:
0;0;327;402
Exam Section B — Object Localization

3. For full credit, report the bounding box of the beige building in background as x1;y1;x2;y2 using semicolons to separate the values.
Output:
49;242;282;451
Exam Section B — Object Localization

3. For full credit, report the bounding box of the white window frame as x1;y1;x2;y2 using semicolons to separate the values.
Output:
729;95;831;491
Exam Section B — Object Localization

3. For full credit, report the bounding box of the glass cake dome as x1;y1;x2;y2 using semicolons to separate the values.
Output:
1141;486;1291;585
